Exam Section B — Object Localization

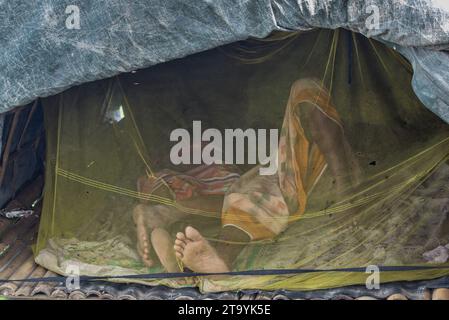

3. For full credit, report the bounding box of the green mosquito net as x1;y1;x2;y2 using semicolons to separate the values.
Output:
35;29;449;292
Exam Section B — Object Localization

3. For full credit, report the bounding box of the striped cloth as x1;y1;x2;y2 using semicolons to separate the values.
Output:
137;164;240;201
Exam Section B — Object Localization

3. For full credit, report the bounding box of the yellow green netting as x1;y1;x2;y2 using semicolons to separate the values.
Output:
35;29;449;292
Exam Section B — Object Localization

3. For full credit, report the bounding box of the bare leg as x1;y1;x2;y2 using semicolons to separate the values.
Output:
151;228;180;272
134;204;159;267
300;103;361;194
215;226;251;268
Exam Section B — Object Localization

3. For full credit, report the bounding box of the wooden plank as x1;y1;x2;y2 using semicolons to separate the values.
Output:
0;247;32;280
14;265;47;297
0;252;35;295
0;214;39;262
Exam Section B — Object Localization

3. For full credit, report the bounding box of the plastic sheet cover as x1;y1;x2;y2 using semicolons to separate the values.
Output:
1;1;449;124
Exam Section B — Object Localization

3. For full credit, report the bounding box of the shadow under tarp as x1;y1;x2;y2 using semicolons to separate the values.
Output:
35;29;449;292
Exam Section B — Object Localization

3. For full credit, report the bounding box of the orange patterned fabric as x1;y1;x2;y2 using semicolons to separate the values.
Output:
222;79;342;240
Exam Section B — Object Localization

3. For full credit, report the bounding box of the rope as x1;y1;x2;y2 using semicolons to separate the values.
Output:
2;265;449;283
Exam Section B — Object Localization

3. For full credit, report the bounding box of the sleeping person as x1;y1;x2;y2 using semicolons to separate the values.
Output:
134;78;361;273
133;164;240;271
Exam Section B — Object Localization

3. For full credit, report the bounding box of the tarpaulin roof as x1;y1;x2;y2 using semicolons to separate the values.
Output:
1;0;449;122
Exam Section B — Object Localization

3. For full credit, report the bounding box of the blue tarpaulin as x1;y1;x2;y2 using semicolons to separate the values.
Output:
0;0;449;122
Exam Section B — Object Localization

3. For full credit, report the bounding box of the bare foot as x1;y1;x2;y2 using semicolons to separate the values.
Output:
134;204;170;267
151;228;181;273
174;226;229;273
133;203;189;268
133;206;153;267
